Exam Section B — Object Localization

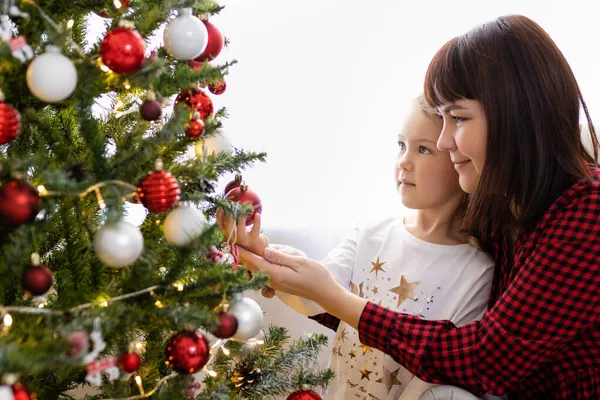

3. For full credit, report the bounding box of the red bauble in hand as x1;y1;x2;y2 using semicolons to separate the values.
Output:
223;174;242;195
0;101;21;145
174;87;213;119
208;79;226;95
287;390;322;400
225;184;262;226
100;23;145;74
0;179;41;227
118;352;141;373
211;311;238;339
165;331;209;374
185;114;205;140
137;160;180;213
194;19;224;62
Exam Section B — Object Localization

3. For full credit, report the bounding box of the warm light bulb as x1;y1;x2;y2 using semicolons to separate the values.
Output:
66;19;74;30
3;314;13;327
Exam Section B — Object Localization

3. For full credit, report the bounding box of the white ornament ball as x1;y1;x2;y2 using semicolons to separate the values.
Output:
93;221;144;268
163;8;208;60
230;296;264;341
163;206;208;246
26;45;78;102
193;133;233;158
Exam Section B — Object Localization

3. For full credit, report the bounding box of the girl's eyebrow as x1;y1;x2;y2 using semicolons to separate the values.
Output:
398;135;437;145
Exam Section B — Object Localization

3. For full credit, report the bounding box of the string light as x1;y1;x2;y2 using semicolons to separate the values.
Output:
205;368;217;377
113;0;123;7
154;300;164;309
173;282;184;292
94;188;106;209
66;19;74;29
123;80;131;90
37;185;48;196
221;347;230;356
134;375;145;396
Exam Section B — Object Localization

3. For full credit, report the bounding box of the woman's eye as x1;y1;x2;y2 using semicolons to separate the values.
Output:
419;146;431;154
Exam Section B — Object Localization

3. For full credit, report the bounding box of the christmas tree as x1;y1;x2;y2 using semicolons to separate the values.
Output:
0;1;332;399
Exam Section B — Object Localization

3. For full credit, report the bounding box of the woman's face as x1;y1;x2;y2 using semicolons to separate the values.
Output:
436;99;488;194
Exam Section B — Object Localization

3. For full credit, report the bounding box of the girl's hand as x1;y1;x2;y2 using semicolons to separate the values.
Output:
216;209;269;256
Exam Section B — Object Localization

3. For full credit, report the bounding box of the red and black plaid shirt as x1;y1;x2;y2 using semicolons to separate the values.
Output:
311;164;600;399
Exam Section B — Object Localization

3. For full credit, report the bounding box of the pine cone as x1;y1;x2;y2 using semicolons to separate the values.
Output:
231;360;263;390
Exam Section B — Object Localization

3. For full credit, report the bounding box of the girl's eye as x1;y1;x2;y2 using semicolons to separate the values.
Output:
398;141;406;150
453;116;465;124
419;146;431;154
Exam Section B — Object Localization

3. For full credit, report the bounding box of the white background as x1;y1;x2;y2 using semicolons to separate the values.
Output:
105;0;600;233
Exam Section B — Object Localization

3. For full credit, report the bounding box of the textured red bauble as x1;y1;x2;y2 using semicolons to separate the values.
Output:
140;99;162;121
0;179;41;227
165;331;209;374
225;184;262;226
287;390;322;400
0;102;21;145
208;79;226;95
11;383;35;400
186;118;205;140
137;169;180;213
194;20;224;62
22;265;53;296
118;352;141;373
223;174;242;195
174;88;213;119
100;26;145;74
212;312;239;339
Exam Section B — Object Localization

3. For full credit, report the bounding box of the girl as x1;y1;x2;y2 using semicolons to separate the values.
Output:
218;98;495;399
237;15;600;399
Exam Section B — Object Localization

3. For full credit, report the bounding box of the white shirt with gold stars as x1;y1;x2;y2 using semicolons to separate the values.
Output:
276;214;494;400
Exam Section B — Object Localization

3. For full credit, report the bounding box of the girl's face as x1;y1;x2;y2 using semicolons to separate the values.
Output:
436;99;488;194
395;104;463;210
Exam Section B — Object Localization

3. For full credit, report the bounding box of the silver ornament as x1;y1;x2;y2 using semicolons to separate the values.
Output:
229;296;264;341
93;221;144;268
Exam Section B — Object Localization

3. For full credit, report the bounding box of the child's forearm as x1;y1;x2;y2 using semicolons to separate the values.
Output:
315;282;368;330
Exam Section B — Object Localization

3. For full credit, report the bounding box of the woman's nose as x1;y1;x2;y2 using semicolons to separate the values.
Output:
437;122;456;152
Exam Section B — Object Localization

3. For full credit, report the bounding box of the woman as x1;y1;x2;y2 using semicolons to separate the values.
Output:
238;15;600;399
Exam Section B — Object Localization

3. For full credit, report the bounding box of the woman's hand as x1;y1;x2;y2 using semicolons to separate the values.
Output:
238;246;368;329
216;209;269;256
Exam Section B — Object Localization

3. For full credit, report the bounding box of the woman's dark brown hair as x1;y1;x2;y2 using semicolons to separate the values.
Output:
424;15;599;249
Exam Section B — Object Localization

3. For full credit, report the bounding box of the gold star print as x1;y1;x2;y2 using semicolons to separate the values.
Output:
389;275;421;307
348;350;357;359
372;285;379;295
350;281;366;298
340;327;349;343
360;344;373;355
331;347;338;356
370;257;386;278
376;367;402;394
359;367;373;381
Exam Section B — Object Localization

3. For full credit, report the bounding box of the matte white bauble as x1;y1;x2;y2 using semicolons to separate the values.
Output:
163;206;208;246
163;8;208;60
230;296;264;341
26;45;78;102
93;221;144;268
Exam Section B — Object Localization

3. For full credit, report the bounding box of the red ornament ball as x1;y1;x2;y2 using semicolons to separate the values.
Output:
186;118;205;140
0;102;21;145
174;88;213;119
22;265;53;296
118;352;141;373
208;79;226;95
11;383;34;400
194;19;224;62
165;331;209;374
0;179;41;227
287;390;322;400
100;26;145;74
225;184;262;226
140;99;162;121
223;174;242;195
212;311;239;339
137;168;180;213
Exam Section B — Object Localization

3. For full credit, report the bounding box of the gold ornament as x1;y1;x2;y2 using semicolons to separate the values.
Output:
370;257;386;278
389;275;421;307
